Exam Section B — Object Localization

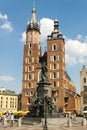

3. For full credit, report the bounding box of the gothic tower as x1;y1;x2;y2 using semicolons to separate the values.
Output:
22;6;41;111
47;19;65;110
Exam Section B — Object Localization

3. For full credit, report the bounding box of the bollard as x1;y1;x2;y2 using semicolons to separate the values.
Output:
10;120;13;127
67;118;72;127
17;117;21;127
82;118;87;126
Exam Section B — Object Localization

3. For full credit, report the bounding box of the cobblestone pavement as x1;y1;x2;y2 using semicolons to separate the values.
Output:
0;118;87;130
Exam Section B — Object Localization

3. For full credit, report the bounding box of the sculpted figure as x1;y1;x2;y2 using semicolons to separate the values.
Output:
40;62;48;81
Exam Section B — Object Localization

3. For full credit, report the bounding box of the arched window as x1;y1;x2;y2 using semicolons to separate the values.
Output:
54;63;56;69
54;55;56;61
28;97;30;103
83;78;86;83
54;81;56;87
54;72;57;78
29;83;31;88
52;44;57;51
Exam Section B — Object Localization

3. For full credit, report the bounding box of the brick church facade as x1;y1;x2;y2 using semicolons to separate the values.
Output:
22;6;80;114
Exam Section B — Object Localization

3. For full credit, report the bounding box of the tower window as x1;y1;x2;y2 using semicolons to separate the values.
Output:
52;44;57;51
83;86;87;91
28;66;32;72
29;58;32;63
54;72;57;78
54;81;56;87
28;97;30;103
83;78;86;83
54;63;56;69
54;55;56;61
28;74;32;80
29;83;31;88
29;43;31;48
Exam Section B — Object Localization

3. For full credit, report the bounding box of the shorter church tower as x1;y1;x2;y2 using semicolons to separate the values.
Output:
47;19;65;110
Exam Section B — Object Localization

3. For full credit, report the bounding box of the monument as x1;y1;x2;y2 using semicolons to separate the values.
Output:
22;62;54;125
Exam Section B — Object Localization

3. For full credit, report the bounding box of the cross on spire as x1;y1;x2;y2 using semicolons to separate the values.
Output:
33;0;35;8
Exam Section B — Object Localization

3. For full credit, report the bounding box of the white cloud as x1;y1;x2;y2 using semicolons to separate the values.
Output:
65;36;87;65
0;13;7;20
0;12;13;32
20;31;26;42
40;17;54;42
0;75;15;81
0;22;13;32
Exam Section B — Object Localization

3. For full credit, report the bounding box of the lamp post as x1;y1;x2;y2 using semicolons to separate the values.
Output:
43;87;48;130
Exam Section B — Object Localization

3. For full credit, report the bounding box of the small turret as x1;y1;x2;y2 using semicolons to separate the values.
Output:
47;19;63;40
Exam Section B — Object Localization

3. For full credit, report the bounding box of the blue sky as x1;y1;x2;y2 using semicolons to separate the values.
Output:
0;0;87;94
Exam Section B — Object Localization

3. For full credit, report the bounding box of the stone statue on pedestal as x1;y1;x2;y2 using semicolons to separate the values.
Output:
40;62;48;82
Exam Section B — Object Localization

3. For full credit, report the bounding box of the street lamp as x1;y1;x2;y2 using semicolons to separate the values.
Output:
43;87;48;130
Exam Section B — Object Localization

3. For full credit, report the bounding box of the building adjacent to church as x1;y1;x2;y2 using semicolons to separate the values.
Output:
80;65;87;114
22;5;80;114
0;87;18;113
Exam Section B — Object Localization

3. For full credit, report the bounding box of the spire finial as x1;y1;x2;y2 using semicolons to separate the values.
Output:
33;0;35;8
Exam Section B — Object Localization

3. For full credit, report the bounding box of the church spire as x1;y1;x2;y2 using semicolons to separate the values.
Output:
26;0;40;33
31;0;36;23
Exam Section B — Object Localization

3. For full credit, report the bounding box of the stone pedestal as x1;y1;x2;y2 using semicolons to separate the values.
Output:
37;81;51;98
17;117;21;127
67;119;72;127
2;119;7;126
82;118;87;126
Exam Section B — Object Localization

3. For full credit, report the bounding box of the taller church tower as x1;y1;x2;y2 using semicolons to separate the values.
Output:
22;5;41;111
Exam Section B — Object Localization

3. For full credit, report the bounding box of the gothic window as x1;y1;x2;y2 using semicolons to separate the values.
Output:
28;50;32;56
28;66;32;72
83;96;87;103
54;55;56;61
83;78;86;83
84;106;87;111
54;81;56;87
25;91;28;96
54;72;57;78
29;43;31;48
29;83;31;88
28;97;30;103
29;58;32;63
52;44;57;51
83;86;87;91
29;50;31;55
54;63;56;69
28;74;32;80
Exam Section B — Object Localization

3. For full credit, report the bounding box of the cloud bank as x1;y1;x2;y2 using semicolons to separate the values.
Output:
21;17;87;66
0;12;13;32
0;75;15;81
